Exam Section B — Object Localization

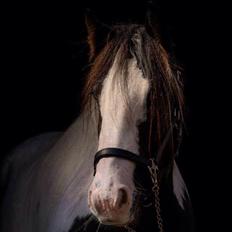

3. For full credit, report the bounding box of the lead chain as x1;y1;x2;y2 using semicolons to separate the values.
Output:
148;159;164;232
125;159;164;232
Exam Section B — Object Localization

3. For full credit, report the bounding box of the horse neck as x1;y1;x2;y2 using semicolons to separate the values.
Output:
45;107;99;174
31;109;99;231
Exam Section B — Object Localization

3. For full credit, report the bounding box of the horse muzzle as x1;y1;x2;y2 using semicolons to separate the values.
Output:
88;185;133;226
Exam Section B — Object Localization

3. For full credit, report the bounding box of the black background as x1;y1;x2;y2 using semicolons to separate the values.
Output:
1;1;229;231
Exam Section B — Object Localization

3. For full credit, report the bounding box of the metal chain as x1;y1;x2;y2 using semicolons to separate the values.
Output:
148;159;164;232
124;158;164;232
125;159;164;232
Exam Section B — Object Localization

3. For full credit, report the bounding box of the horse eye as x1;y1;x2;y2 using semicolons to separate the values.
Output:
91;90;98;100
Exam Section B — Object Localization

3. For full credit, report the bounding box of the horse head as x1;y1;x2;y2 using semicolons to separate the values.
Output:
83;20;185;228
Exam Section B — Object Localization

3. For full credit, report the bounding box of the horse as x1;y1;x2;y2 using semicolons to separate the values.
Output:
0;18;194;232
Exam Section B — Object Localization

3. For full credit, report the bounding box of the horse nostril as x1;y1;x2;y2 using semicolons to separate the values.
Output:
118;188;129;208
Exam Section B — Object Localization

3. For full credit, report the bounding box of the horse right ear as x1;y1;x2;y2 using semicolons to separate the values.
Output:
85;9;111;62
85;9;97;61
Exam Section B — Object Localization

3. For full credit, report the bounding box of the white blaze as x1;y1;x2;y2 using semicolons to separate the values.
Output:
88;57;150;226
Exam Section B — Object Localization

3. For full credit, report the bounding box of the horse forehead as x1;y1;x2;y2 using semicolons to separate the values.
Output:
102;58;150;98
127;60;149;96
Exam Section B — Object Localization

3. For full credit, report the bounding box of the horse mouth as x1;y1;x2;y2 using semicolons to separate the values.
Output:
99;219;125;226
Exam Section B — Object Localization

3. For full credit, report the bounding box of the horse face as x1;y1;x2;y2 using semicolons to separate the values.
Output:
88;58;150;226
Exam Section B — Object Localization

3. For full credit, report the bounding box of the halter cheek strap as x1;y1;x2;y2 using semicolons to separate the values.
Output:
94;148;150;176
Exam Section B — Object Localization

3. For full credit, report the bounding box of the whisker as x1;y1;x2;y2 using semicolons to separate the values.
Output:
124;225;136;232
133;187;147;195
134;187;146;193
75;214;96;232
133;179;147;191
96;222;102;232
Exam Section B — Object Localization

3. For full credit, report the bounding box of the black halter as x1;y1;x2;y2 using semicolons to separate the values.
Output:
93;125;176;175
94;148;151;176
92;126;177;232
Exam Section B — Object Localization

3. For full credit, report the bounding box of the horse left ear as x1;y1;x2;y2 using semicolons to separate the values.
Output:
144;0;159;39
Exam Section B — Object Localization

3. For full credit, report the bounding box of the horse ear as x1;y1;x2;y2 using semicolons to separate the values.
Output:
85;9;111;61
145;1;160;39
85;9;97;61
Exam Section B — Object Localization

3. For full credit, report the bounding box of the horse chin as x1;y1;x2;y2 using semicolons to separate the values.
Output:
96;214;134;227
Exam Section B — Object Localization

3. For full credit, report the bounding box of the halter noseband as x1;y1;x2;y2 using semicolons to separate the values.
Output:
94;148;151;176
93;126;175;176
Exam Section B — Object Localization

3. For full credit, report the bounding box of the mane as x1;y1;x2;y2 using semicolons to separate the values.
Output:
82;24;184;171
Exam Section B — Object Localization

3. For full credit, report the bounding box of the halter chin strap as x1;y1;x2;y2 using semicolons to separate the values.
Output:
94;147;151;176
